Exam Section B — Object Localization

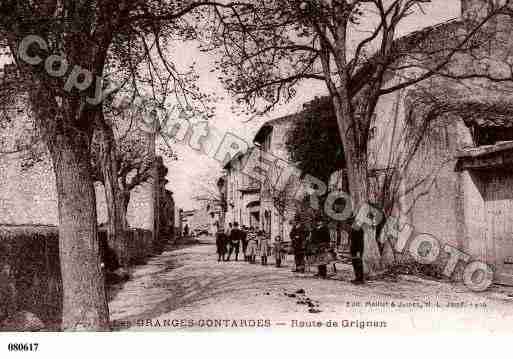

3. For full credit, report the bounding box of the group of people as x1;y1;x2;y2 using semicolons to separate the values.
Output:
289;215;365;285
215;214;365;285
215;222;278;265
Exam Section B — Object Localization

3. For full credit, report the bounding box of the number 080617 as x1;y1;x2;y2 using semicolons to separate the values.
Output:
7;343;39;352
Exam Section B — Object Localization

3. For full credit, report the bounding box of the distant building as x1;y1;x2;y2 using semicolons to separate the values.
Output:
181;210;196;233
185;201;222;235
253;115;298;240
205;200;224;233
218;108;348;241
222;149;261;229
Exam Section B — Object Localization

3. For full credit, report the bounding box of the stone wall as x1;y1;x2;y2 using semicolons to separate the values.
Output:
0;152;155;230
0;156;58;225
0;225;153;331
369;6;513;281
0;127;168;329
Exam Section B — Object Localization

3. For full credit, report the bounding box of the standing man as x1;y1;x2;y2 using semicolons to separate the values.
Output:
225;222;233;238
274;235;285;268
350;217;365;284
290;215;307;273
215;226;227;262
241;226;249;261
227;222;242;261
310;217;331;279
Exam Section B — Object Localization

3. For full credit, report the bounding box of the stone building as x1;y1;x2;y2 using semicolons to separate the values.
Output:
253;115;298;240
205;200;224;234
369;0;513;284
219;114;305;240
180;209;196;234
0;81;168;242
0;153;156;230
222;149;261;229
186;200;224;235
219;110;347;242
218;1;513;274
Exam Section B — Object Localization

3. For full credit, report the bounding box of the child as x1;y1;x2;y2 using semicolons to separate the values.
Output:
246;230;258;264
258;231;269;265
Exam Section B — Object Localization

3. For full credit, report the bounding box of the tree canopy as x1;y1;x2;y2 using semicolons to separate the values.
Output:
286;96;345;184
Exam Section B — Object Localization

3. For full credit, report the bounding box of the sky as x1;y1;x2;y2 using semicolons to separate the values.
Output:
163;0;461;211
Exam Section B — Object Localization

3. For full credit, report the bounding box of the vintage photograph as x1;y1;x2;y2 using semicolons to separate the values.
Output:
1;0;513;338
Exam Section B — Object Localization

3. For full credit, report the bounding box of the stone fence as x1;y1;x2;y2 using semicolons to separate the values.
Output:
0;224;155;331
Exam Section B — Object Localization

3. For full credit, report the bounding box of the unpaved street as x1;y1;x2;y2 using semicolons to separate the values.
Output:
109;236;513;332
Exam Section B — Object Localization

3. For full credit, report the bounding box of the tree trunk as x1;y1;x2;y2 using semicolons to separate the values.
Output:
97;122;128;269
331;93;384;277
348;158;384;277
118;190;131;230
48;129;110;331
8;4;113;329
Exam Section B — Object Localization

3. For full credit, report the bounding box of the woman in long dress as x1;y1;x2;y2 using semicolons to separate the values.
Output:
246;229;258;264
258;231;269;266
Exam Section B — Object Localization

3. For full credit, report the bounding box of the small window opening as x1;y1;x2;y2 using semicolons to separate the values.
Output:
473;127;513;146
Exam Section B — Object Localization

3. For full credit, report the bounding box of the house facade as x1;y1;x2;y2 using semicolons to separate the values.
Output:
186;200;224;235
223;149;261;229
369;0;513;284
219;114;302;240
180;209;196;233
219;110;348;242
253;115;298;240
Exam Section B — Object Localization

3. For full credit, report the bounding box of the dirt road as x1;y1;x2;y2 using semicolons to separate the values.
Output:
108;236;513;332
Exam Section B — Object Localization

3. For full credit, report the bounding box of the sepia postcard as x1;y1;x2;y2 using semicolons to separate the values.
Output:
2;1;513;352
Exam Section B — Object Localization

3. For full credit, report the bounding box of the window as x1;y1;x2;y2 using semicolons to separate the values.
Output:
264;131;273;152
473;127;513;146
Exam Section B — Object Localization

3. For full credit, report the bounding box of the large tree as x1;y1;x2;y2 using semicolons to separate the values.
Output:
0;0;235;330
206;0;509;275
91;125;156;266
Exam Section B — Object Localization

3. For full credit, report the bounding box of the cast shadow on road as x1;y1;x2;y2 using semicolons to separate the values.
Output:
109;240;466;330
109;251;304;329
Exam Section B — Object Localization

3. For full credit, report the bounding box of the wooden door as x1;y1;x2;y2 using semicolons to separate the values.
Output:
483;170;513;284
